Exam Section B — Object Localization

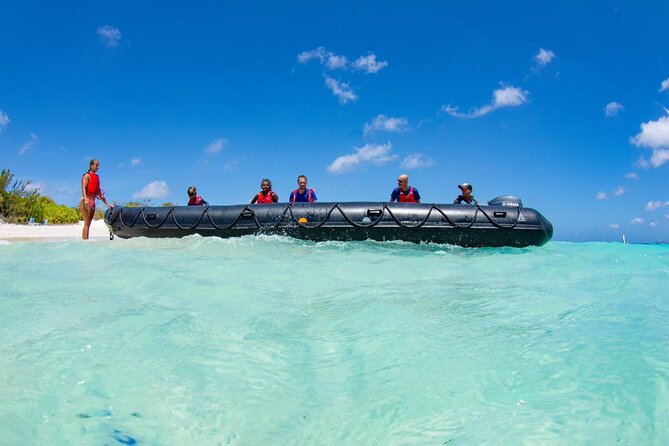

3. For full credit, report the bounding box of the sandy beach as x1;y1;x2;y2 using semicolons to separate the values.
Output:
0;219;112;242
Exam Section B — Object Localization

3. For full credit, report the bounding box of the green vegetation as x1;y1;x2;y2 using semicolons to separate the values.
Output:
1;168;180;225
1;168;80;224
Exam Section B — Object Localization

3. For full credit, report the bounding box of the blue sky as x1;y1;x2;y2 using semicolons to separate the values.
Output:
1;1;669;242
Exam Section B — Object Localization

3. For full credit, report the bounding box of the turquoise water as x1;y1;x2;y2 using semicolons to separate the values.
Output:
1;237;668;445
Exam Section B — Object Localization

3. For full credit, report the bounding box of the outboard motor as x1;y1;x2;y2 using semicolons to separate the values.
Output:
488;196;523;208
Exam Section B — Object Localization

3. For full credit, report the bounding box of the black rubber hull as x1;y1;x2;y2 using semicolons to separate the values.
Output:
104;202;553;247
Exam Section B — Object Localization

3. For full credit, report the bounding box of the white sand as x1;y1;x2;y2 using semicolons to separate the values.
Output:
0;219;112;242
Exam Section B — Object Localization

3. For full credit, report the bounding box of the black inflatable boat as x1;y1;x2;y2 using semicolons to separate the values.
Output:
104;197;553;247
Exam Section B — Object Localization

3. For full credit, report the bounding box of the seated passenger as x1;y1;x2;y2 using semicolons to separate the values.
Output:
289;175;318;203
251;178;279;204
453;182;478;205
187;186;208;206
390;174;420;203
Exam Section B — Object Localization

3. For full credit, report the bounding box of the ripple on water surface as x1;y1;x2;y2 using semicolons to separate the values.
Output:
0;237;668;444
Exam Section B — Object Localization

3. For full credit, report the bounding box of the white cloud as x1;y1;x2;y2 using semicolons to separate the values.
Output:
625;172;639;180
645;200;669;211
649;221;659;228
613;186;625;197
327;142;397;174
631;114;669;149
631;217;644;225
131;157;141;166
363;115;409;137
533;48;555;68
326;54;348;70
297;47;348;70
324;75;358;104
132;180;169;200
604;102;623;117
608;223;620;229
660;77;669;92
352;53;388;74
205;138;227;155
19;133;38;156
595;191;607;200
649;149;669;167
442;85;529;119
224;160;238;171
666;213;669;220
401;153;435;169
0;110;9;131
97;25;122;48
631;114;669;168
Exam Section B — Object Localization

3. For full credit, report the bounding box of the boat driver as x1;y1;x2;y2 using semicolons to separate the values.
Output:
453;182;478;205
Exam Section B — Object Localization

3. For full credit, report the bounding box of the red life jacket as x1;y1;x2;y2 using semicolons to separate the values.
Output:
399;187;416;203
256;191;276;203
188;196;205;206
85;171;100;196
290;188;314;203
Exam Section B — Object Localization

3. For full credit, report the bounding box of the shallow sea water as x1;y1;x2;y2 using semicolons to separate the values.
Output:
0;236;668;445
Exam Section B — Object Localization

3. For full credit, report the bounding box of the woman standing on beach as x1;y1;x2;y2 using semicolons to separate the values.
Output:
81;159;113;240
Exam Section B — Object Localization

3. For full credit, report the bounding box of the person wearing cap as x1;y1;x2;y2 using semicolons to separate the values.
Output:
390;174;421;203
453;182;478;205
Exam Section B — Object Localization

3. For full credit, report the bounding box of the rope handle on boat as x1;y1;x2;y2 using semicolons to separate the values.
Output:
106;202;523;232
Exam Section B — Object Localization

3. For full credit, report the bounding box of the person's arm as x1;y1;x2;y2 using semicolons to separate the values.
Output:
311;190;318;202
390;189;398;202
270;191;279;202
453;197;461;205
415;188;421;203
201;198;209;206
289;191;295;203
472;198;478;205
81;173;89;204
98;188;112;209
250;194;259;204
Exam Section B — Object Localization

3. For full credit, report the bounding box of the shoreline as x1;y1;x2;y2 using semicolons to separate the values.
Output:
0;219;112;243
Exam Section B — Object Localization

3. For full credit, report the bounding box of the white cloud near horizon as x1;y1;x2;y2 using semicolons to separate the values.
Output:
327;142;397;174
613;186;625;197
608;223;619;229
631;113;669;167
97;25;122;48
442;85;529;119
324;75;358;104
19;133;37;156
604;102;623;117
660;77;669;92
224;160;238;171
401;153;435;169
595;191;607;200
132;180;169;200
649;221;659;228
625;172;639;180
352;53;388;74
205;138;227;155
131;157;141;166
363;115;409;137
631;217;644;224
0;110;9;131
533;48;555;68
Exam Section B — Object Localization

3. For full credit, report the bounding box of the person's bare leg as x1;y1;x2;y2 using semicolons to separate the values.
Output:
81;198;94;240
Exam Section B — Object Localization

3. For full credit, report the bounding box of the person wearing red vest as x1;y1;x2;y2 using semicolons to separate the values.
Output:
390;174;421;203
251;178;279;204
80;159;113;240
289;175;318;203
187;186;209;206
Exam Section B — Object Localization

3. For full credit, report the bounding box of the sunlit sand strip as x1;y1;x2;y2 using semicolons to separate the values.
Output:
0;220;112;243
